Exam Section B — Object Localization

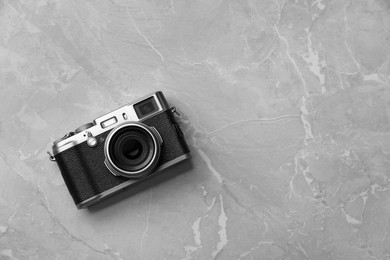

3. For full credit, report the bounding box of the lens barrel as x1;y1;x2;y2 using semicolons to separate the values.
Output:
104;122;162;178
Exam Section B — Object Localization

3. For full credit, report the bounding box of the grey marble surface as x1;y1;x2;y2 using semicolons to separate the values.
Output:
1;0;390;259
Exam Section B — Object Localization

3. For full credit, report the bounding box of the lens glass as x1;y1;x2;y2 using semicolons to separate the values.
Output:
122;139;143;160
108;125;157;175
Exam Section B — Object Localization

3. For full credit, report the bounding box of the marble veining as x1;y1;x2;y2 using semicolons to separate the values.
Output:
1;0;390;259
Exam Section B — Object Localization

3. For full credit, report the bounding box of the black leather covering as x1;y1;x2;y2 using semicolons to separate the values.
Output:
54;109;190;206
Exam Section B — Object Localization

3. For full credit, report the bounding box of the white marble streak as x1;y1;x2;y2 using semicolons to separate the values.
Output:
212;195;229;259
198;149;224;184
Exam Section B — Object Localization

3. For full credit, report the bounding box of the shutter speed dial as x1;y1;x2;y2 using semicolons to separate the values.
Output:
75;123;94;134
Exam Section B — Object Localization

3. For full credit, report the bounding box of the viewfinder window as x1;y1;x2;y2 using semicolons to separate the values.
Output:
134;97;159;119
101;116;118;128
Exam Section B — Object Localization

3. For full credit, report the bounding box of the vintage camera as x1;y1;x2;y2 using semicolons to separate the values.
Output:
51;91;190;209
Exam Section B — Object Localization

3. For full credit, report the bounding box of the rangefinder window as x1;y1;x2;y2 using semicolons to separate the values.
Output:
134;97;158;119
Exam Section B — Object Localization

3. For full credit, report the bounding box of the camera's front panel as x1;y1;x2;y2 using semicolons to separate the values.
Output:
54;108;190;208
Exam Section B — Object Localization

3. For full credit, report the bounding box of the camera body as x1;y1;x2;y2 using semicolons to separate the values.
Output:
52;91;190;209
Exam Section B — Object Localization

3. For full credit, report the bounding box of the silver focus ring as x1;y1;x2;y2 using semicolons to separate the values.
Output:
104;122;162;178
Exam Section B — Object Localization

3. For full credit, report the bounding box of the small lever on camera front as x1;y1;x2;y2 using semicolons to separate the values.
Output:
86;132;98;148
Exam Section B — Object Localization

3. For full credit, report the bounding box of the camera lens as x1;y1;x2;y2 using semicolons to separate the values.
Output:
105;122;162;178
110;129;152;172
